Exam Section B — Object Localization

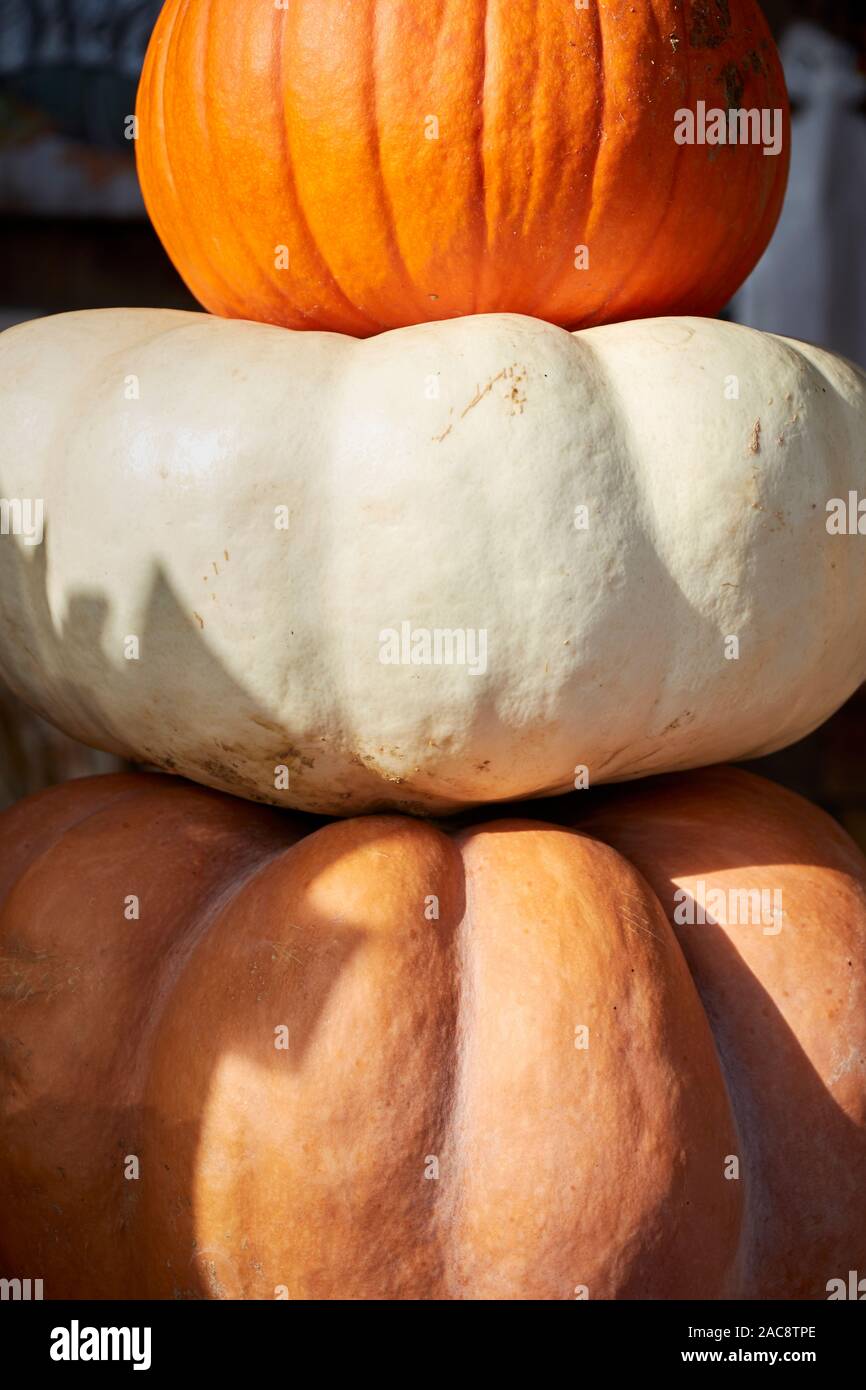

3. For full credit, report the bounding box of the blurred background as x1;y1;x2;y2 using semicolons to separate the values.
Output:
0;0;864;834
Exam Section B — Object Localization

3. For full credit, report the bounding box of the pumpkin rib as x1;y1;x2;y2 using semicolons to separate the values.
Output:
447;817;745;1298
365;0;430;324
511;0;571;313
474;0;490;313
579;0;606;257
275;7;386;335
139;811;465;1299
144;0;246;320
572;0;684;327
195;5;289;320
0;774;147;905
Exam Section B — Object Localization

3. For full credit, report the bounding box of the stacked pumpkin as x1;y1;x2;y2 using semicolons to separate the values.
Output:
0;0;865;1301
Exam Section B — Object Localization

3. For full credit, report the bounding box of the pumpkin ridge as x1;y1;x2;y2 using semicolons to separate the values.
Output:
577;0;606;267
0;774;150;909
366;0;430;322
143;0;251;319
444;818;743;1297
575;0;683;327
474;0;490;313
197;6;293;319
274;6;385;334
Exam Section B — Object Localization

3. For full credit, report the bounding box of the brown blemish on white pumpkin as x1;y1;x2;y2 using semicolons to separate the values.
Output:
461;365;526;419
748;419;761;454
193;612;204;629
661;711;695;736
593;746;630;773
505;371;527;414
462;369;506;417
432;424;453;443
196;756;257;790
277;745;315;772
252;716;286;736
625;741;670;771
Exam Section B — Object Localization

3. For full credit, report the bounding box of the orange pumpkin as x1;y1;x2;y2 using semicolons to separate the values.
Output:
135;0;790;336
1;765;863;1300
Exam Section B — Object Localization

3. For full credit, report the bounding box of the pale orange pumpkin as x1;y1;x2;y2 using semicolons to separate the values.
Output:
135;0;790;336
0;765;863;1299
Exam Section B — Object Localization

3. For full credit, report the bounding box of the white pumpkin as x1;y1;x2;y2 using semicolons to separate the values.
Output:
0;308;864;815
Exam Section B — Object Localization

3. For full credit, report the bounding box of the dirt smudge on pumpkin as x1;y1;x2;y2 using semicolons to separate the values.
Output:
0;939;79;1004
194;756;261;793
720;61;745;111
745;48;768;76
688;0;732;50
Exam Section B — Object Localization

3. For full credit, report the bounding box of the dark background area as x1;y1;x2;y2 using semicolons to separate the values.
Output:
0;0;864;838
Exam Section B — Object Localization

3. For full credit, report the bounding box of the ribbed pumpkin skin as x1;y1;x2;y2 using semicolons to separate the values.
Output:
1;767;863;1300
135;0;790;336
